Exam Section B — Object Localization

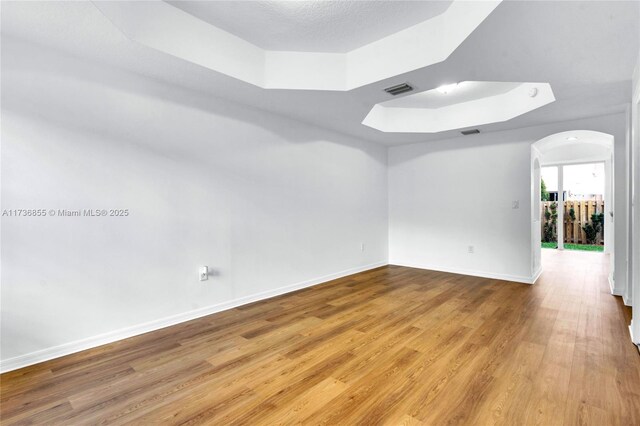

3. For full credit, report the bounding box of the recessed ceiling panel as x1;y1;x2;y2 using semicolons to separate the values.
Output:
167;1;453;53
5;1;630;145
383;81;521;109
363;81;556;133
93;0;502;90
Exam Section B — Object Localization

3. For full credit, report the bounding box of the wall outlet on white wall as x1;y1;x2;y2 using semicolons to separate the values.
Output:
199;266;208;281
468;245;474;254
360;243;365;252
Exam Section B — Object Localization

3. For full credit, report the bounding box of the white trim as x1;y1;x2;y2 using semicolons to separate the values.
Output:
608;273;629;300
630;321;639;345
0;261;387;373
633;62;640;103
541;159;607;167
557;165;565;251
530;266;543;284
631;49;640;352
389;261;536;284
609;274;622;296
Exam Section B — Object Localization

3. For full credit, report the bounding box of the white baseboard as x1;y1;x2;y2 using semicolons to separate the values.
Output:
609;274;617;294
609;274;624;296
630;321;639;345
608;274;629;300
0;261;387;373
530;266;543;284
389;261;536;284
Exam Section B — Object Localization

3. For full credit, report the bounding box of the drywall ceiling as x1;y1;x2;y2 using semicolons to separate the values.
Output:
363;82;556;133
91;0;500;90
167;1;453;53
535;131;613;165
1;1;639;145
381;81;521;109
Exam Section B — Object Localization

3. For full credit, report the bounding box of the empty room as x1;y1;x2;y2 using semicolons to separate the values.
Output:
1;0;640;424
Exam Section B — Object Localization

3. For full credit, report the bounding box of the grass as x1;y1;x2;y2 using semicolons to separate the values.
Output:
541;242;604;252
565;243;604;252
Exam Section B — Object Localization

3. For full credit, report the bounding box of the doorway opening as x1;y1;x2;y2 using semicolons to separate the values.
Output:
541;162;607;252
530;130;614;284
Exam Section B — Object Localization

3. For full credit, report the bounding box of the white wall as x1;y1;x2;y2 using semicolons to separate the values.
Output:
0;39;389;370
388;113;629;285
1;37;636;370
631;49;640;344
625;105;634;306
541;143;610;165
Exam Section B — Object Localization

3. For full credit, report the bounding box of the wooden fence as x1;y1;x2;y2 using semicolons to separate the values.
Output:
541;199;605;245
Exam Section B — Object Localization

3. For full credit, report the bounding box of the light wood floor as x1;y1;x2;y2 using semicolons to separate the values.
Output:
1;250;639;425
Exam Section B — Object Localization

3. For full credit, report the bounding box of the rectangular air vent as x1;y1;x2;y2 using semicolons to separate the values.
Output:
384;83;413;96
461;129;480;135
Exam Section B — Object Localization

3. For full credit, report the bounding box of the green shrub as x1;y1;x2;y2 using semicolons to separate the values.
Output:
543;202;557;243
582;213;603;244
541;179;550;201
594;212;604;238
582;223;598;244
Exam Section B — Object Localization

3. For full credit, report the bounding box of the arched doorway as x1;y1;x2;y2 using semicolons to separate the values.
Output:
531;130;614;285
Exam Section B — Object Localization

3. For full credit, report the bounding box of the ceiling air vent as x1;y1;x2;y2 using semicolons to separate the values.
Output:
384;83;413;96
461;129;480;135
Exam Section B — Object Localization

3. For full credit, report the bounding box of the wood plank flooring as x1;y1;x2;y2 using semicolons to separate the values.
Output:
1;249;639;425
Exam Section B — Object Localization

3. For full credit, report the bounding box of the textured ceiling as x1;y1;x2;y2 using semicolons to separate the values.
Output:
167;1;453;53
96;0;494;91
1;1;639;146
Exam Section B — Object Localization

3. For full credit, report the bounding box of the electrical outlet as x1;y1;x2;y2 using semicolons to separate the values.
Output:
512;200;520;209
199;266;208;281
468;245;474;254
360;243;365;252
